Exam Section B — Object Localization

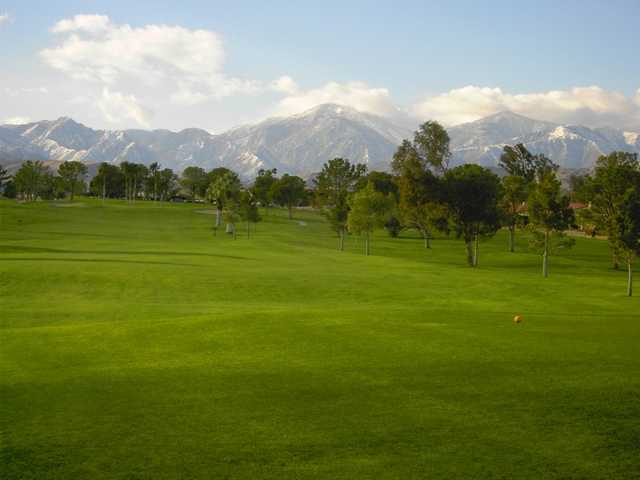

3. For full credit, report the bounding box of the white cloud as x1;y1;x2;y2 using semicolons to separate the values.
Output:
4;116;30;125
51;14;111;34
41;15;258;103
412;85;640;129
275;81;400;118
0;12;10;26
4;87;49;97
96;88;153;128
270;76;299;95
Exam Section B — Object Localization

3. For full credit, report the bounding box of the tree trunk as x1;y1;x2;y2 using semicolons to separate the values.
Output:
216;208;222;227
473;234;479;267
364;234;370;256
426;232;431;249
288;205;293;219
543;231;549;278
102;178;106;203
628;258;633;297
339;229;345;251
247;221;250;239
465;240;474;267
226;223;235;239
613;253;620;270
422;229;428;249
508;226;515;253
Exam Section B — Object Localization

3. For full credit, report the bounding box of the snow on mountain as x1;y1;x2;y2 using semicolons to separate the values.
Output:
624;131;639;148
448;111;639;169
0;107;638;177
0;104;411;177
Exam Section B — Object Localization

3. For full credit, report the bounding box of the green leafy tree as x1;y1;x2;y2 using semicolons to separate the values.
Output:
58;161;87;201
253;168;278;215
2;180;17;199
270;174;306;220
207;167;235;184
119;162;137;202
360;171;399;199
444;164;502;267
568;173;590;202
500;175;528;252
207;170;241;229
158;168;178;201
38;170;62;200
611;187;640;296
132;164;148;202
91;163;124;200
413;121;451;173
499;144;558;183
239;189;262;238
223;199;241;239
0;166;11;193
347;182;394;255
315;158;367;250
361;171;403;237
392;140;447;249
527;171;575;277
148;162;160;201
14;160;48;201
181;166;208;201
583;152;640;269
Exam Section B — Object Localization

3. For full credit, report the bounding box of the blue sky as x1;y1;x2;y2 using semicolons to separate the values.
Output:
1;1;639;132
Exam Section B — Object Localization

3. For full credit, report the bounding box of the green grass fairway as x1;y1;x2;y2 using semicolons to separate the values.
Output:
1;198;639;479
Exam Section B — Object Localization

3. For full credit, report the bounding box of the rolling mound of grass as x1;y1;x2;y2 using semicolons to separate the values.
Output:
1;198;639;479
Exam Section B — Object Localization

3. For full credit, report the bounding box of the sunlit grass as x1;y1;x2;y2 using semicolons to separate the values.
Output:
1;197;639;479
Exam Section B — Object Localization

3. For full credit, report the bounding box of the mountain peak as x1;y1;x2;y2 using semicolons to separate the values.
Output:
2;109;638;176
295;103;363;119
473;110;549;125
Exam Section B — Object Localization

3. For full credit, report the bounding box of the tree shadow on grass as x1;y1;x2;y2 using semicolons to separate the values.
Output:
0;257;206;268
0;245;249;261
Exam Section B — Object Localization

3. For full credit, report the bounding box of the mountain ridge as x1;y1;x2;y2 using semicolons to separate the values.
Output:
1;106;638;177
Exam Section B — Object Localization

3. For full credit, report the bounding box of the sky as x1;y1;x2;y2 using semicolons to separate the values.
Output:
1;0;639;133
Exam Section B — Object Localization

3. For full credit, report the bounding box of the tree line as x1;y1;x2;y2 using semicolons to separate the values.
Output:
311;122;639;296
1;121;638;295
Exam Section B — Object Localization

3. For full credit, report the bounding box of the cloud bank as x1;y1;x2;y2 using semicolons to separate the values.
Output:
96;88;153;128
413;85;640;130
39;14;266;126
274;81;401;119
9;13;638;132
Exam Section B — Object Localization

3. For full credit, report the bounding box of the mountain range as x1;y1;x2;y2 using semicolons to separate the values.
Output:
1;104;638;177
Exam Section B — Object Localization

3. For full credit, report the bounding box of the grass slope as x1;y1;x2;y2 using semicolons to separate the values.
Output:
1;198;639;479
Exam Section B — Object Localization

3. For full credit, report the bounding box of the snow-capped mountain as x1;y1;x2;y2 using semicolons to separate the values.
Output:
449;111;640;169
0;104;410;177
1;107;638;177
